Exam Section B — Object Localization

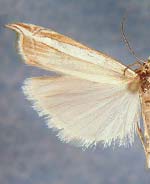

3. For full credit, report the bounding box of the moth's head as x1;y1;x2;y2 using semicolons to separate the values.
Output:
144;56;150;67
136;56;150;77
141;57;150;74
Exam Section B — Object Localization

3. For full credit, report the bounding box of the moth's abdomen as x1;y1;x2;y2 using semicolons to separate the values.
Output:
142;90;150;137
141;90;150;168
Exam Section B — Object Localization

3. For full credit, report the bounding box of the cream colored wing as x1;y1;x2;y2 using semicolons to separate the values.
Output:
23;76;141;148
6;22;136;84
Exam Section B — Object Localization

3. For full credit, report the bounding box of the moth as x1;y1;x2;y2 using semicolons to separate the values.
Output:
6;21;150;168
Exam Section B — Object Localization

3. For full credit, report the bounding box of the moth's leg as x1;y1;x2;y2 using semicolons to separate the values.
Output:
136;122;147;154
124;62;142;76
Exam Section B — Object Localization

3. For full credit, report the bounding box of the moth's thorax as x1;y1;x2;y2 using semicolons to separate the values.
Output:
136;62;150;92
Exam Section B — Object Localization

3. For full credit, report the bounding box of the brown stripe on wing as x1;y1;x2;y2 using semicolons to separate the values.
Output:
30;24;131;71
18;32;121;80
19;35;55;70
37;30;90;50
20;33;89;66
6;22;130;72
17;23;34;32
6;22;44;36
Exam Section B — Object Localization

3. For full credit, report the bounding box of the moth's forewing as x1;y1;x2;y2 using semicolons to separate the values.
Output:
6;23;136;81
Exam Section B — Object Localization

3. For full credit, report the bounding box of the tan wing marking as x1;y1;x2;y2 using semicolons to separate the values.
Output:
6;22;136;80
19;34;128;84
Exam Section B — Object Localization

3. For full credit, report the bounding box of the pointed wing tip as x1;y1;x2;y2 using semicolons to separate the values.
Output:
5;23;20;31
5;22;29;33
5;22;43;35
5;23;14;29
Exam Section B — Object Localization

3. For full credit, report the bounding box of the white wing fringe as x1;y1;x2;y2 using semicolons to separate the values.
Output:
22;76;140;148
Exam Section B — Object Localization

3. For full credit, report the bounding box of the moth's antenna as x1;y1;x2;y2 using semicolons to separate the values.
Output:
121;16;145;64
